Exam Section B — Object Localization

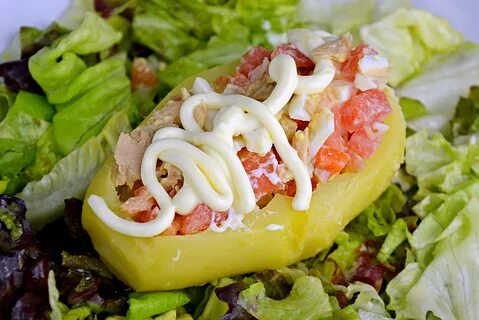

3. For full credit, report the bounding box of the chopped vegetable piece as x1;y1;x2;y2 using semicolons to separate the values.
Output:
341;89;392;133
238;148;284;199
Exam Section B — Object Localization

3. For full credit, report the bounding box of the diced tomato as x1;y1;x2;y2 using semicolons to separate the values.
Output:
120;186;156;218
212;211;229;225
238;148;285;199
131;57;158;91
314;107;350;175
347;126;382;160
173;204;215;235
237;46;271;78
135;207;159;223
340;89;392;133
340;44;378;81
271;44;315;71
294;119;310;131
314;142;350;174
223;46;271;89
159;206;229;236
284;177;318;197
284;180;296;197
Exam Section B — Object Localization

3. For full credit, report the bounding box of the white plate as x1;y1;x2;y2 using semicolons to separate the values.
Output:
0;0;478;55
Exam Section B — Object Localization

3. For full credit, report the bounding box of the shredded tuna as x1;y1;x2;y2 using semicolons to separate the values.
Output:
114;131;152;187
245;74;276;101
141;99;182;136
120;186;156;217
312;34;353;63
114;99;182;187
223;82;247;95
157;163;183;194
292;129;310;167
303;94;321;117
279;114;298;141
277;163;294;183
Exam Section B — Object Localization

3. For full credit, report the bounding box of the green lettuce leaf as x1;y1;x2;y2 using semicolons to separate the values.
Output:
22;126;62;183
343;282;391;318
126;291;190;320
0;84;15;121
376;218;410;263
19;24;68;58
238;276;332;320
0;91;54;141
451;86;479;139
29;13;121;101
397;44;479;121
322;185;408;271
0;91;55;193
51;53;131;156
28;12;129;156
197;279;235;320
19;107;131;229
56;0;96;31
133;0;215;61
297;0;412;39
399;97;428;122
298;0;376;39
405;130;476;200
360;8;463;86
387;199;479;320
160;40;249;89
133;0;300;89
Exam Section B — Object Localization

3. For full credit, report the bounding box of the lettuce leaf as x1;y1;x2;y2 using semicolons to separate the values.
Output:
48;270;93;320
197;279;235;320
322;185;408;271
0;84;15;121
127;291;190;320
238;276;333;320
160;40;249;89
343;282;391;319
0;91;56;193
18;107;131;229
360;8;463;86
387;199;479;320
133;0;299;89
405;130;476;201
397;43;479;124
451;86;479;139
297;0;412;39
385;104;479;318
28;12;128;156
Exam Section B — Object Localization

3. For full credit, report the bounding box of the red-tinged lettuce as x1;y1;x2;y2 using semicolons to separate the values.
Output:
0;59;43;94
19;25;68;59
0;195;130;319
0;194;51;319
37;198;129;316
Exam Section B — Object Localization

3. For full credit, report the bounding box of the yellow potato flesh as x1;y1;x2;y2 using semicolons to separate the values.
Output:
82;62;406;291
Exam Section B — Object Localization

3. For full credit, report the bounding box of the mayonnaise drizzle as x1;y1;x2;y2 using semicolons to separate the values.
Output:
88;53;336;237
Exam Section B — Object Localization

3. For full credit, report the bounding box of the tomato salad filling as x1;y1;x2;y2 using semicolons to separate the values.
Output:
109;30;392;236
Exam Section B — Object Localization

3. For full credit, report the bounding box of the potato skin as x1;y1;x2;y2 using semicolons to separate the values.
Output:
82;62;406;291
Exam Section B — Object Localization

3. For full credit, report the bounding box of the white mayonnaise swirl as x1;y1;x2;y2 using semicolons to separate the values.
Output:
88;53;336;237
